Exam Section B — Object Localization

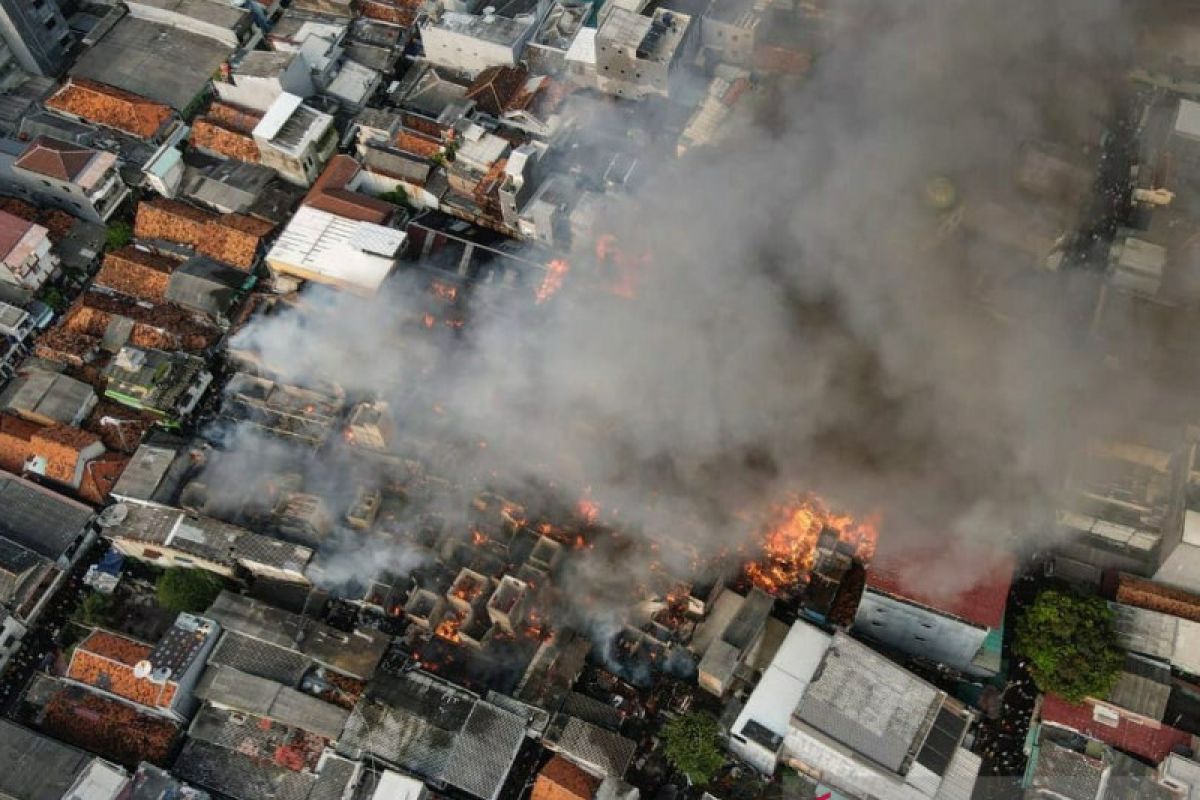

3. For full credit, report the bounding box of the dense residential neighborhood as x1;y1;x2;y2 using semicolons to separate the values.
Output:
0;1;1196;800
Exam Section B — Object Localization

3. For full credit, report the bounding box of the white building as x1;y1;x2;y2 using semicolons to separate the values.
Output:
214;50;315;113
421;9;545;75
265;205;406;294
732;625;981;800
12;135;130;223
594;7;694;99
0;209;57;291
253;92;338;186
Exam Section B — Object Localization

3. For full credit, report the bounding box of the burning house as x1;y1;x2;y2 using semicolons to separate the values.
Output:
220;372;345;447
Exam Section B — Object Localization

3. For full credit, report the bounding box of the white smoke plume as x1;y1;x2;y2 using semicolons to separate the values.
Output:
214;0;1166;609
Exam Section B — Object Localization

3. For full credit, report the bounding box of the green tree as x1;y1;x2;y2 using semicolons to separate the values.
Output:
156;568;223;613
78;592;115;626
662;711;725;786
1015;588;1124;703
105;221;132;250
377;187;411;208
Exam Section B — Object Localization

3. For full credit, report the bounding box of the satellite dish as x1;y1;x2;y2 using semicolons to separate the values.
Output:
133;660;152;679
97;504;129;528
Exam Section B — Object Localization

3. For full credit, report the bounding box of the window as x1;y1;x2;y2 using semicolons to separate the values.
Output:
913;635;926;641
174;556;194;565
40;180;50;187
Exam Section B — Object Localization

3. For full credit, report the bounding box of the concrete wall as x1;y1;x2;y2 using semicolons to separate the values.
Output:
0;0;70;76
421;24;521;74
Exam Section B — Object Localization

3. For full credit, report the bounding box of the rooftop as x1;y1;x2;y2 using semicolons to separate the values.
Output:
0;471;93;560
427;10;537;48
795;631;943;774
1041;695;1193;763
196;664;349;739
266;205;406;294
534;756;601;800
1117;574;1200;623
545;715;637;778
42;681;181;767
339;671;527;800
46;77;173;140
0;718;94;799
206;591;388;680
304;155;394;224
865;544;1015;629
14;136;107;185
0;366;96;427
733;620;832;747
93;246;180;304
71;16;235;111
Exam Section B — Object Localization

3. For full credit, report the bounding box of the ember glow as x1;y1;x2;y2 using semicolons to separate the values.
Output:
435;611;464;643
535;259;570;304
745;495;878;597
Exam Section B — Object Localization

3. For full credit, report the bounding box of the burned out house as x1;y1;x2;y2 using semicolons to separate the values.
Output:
219;372;345;447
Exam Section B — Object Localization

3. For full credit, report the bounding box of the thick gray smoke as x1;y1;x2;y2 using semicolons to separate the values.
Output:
222;0;1156;605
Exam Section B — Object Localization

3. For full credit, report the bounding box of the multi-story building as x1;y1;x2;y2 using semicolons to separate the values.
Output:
0;0;71;77
12;136;131;223
731;624;981;800
421;7;546;75
252;93;338;186
594;7;694;99
0;209;57;291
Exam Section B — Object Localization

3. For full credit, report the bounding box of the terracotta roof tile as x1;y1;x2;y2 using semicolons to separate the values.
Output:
866;544;1014;629
45;78;173;141
205;101;263;135
304;155;393;224
1116;574;1200;623
49;290;220;353
358;0;422;26
15;136;98;182
94;246;181;303
533;756;600;800
135;199;271;270
191;119;260;163
77;630;152;666
0;412;102;485
394;130;443;160
1041;694;1193;763
43;684;181;767
79;452;129;505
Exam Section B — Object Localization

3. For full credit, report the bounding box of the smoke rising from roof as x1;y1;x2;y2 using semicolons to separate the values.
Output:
222;0;1153;607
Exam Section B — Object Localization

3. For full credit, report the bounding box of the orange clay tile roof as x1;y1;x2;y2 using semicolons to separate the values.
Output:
45;78;173;141
44;684;181;767
205;101;263;135
15;136;98;182
358;0;423;26
80;452;129;505
68;630;178;709
1116;574;1200;623
304;155;393;224
533;756;601;800
191;119;260;163
394;130;443;160
0;412;102;485
41;291;220;360
135;199;271;270
94;246;181;303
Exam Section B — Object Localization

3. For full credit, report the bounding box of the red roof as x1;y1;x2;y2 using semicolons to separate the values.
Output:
866;544;1014;629
304;155;393;224
0;210;34;259
1041;695;1193;763
15;136;98;182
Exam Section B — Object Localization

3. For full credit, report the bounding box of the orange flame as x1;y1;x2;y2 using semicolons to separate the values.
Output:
745;495;878;597
423;313;436;328
472;529;489;546
436;612;464;643
535;259;570;304
577;490;599;525
430;280;458;301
